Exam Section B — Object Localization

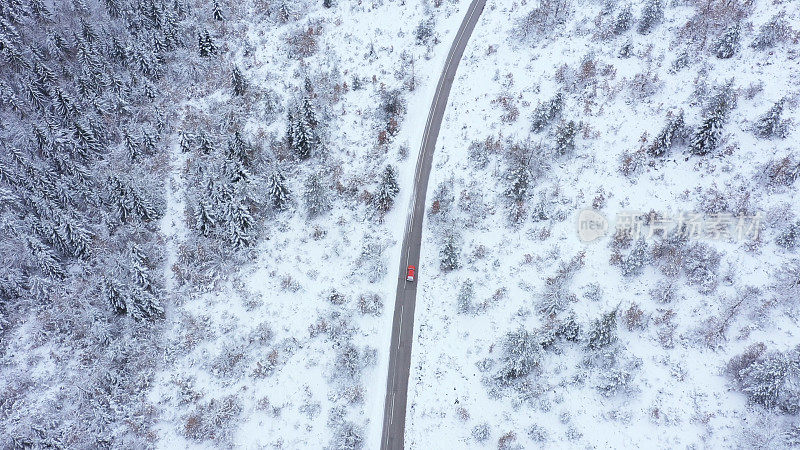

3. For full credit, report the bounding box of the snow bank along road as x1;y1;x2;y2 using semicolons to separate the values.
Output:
379;0;486;448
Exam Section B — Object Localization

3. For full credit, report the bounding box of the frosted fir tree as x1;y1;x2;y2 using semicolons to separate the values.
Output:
613;4;634;35
751;14;787;50
554;120;577;156
690;110;724;155
739;352;800;412
300;95;317;130
531;92;564;133
648;111;686;157
457;279;474;314
440;233;461;271
212;1;225;21
292;115;314;160
375;165;399;213
556;314;581;342
198;30;215;57
195;200;216;236
754;100;788;138
637;0;663;34
225;200;253;248
286;111;295;149
123;128;140;161
621;237;649;277
504;163;529;203
714;24;740;59
691;83;735;156
587;309;618;350
232;66;247;96
500;329;542;379
303;172;331;218
268;171;290;211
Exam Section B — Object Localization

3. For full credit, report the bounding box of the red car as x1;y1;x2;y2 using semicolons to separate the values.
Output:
406;265;416;282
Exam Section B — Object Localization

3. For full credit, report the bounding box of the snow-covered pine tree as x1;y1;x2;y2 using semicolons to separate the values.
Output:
199;30;215;57
613;5;634;35
754;100;787;138
691;83;735;156
457;279;474;314
587;309;618;349
375;165;399;213
303;172;331;218
648;111;686;157
212;1;225;20
554;120;577;156
500;329;542;380
225;199;253;248
556;314;581;342
440;232;460;271
690;109;724;156
268;171;290;210
531;92;564;133
232;66;247;96
292;116;314;160
637;0;663;34
323;0;334;8
196;200;216;236
300;95;317;130
621;237;649;276
751;14;787;50
739;352;800;412
714;24;740;59
286;111;295;150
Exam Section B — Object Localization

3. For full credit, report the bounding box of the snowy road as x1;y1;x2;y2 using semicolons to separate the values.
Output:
379;0;486;448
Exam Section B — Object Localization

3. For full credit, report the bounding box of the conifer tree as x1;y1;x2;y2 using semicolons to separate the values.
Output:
375;165;399;213
268;171;290;210
714;24;740;59
440;233;460;271
303;172;331;218
232;66;247;96
754;100;787;138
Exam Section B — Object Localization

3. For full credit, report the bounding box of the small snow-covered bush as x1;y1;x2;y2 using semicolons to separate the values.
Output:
182;395;243;442
761;156;800;189
357;293;383;316
681;242;721;294
472;423;491;442
333;342;377;380
776;222;800;249
328;421;365;450
440;232;461;271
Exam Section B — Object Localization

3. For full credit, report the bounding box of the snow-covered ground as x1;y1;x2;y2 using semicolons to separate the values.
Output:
407;0;800;447
149;0;474;448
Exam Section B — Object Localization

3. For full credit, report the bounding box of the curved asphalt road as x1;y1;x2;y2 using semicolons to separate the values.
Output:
380;1;485;448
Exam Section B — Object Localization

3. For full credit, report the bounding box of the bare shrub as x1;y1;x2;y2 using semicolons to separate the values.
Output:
761;156;800;190
286;21;323;58
357;293;383;316
515;0;572;39
623;303;647;330
182;395;243;442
